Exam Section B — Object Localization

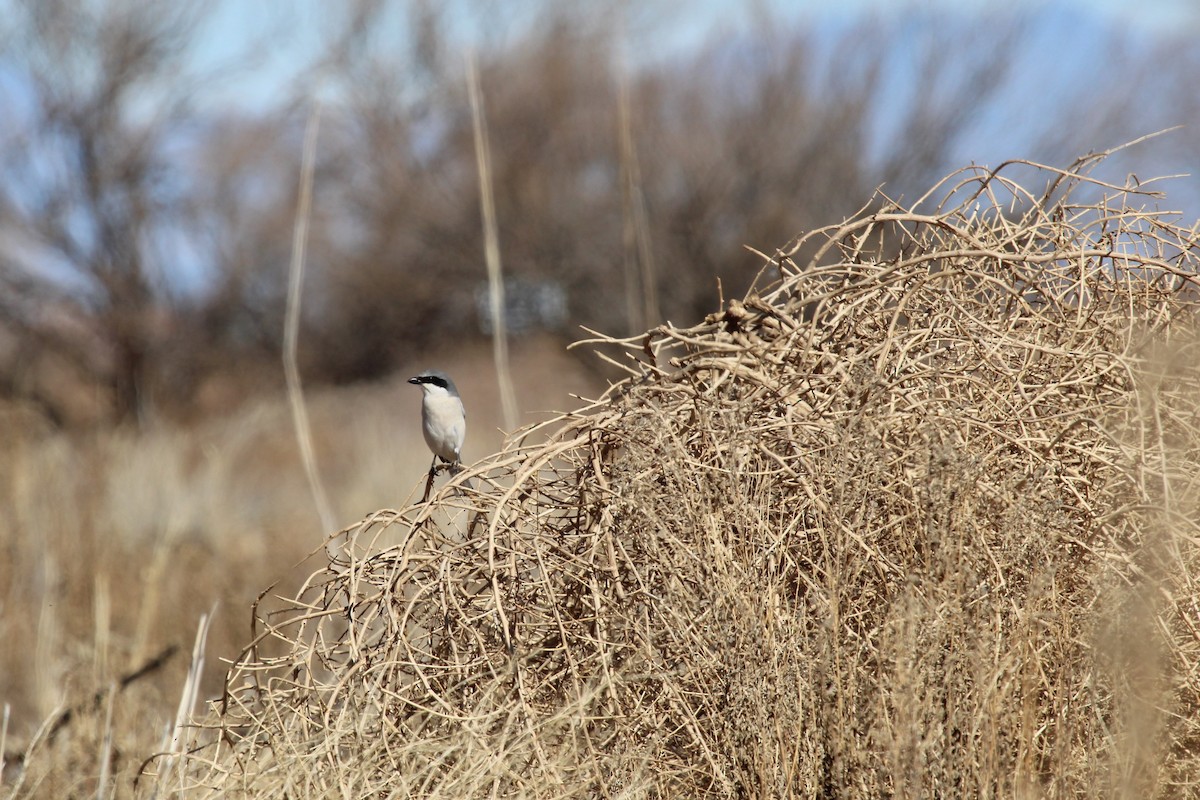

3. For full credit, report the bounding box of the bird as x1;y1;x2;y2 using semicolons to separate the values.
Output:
407;369;467;479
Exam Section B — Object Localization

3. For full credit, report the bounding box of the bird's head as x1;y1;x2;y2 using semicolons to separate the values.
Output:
408;370;458;398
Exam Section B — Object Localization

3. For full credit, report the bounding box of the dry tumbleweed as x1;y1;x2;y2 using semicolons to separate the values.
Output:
168;155;1200;798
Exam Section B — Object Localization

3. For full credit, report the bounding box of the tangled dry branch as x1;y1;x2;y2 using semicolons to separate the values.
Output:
168;155;1200;798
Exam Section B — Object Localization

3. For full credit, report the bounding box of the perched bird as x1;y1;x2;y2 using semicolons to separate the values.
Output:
407;369;467;477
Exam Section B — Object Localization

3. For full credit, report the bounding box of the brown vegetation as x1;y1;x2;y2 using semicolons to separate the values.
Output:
128;158;1200;797
4;2;1200;797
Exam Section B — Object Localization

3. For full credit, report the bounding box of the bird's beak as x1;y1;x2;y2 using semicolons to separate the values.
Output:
407;377;421;385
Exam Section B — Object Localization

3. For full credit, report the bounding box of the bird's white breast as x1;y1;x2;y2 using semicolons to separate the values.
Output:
421;388;466;463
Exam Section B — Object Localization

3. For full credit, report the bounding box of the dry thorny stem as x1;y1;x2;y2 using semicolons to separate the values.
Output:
168;156;1200;798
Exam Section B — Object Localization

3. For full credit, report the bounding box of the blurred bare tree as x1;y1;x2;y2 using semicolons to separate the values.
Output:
298;8;1057;365
0;0;1193;424
0;0;217;425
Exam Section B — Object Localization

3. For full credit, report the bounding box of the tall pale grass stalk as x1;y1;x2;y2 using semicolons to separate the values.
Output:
156;607;215;796
617;62;659;334
92;572;111;685
467;51;519;433
283;100;337;537
5;698;65;799
94;684;116;800
0;703;9;784
33;554;60;718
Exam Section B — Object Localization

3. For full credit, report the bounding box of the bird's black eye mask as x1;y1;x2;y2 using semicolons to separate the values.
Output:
409;375;449;390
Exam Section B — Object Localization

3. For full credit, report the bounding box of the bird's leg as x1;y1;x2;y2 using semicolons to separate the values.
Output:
422;455;439;503
423;458;471;502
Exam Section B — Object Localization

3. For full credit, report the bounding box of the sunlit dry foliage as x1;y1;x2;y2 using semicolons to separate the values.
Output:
156;156;1200;798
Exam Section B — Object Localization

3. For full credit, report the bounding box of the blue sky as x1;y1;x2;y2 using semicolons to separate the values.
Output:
190;0;1197;111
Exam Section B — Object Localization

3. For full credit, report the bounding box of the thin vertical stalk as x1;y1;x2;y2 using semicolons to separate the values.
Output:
467;51;519;432
617;62;659;334
283;102;336;535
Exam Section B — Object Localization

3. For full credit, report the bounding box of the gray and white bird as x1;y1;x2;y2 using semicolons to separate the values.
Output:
407;369;466;475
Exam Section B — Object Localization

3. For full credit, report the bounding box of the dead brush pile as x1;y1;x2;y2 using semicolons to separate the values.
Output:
173;157;1200;798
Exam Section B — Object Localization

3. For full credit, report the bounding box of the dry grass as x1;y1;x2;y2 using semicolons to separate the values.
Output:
141;156;1200;798
0;337;594;799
